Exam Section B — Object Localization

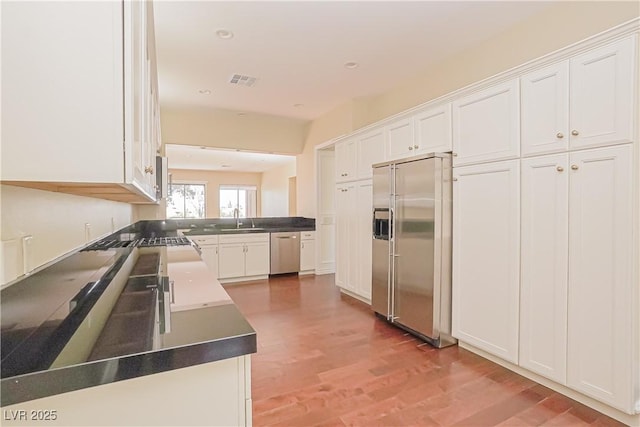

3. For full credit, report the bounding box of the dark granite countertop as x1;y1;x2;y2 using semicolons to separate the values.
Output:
0;221;259;406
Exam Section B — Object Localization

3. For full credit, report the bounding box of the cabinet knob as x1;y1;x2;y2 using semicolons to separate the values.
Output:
452;152;458;157
556;132;564;139
571;165;579;170
144;166;154;174
414;145;419;149
408;146;413;150
452;177;458;181
571;130;579;136
556;166;564;172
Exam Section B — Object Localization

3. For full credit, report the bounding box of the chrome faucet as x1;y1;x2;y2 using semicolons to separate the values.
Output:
233;208;242;228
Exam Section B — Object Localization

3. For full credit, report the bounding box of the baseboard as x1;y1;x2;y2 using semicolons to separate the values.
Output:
219;275;269;285
458;341;639;427
338;288;371;305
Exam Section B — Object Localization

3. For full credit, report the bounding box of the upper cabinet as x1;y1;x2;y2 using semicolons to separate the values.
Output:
521;37;635;156
335;138;357;183
521;62;570;156
569;37;635;150
356;129;385;180
414;103;453;155
452;79;520;166
386;117;415;160
1;1;160;203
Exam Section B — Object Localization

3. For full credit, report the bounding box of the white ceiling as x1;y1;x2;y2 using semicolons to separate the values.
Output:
153;1;553;121
166;144;296;172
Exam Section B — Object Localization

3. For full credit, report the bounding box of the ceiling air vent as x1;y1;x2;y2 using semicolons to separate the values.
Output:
229;74;257;87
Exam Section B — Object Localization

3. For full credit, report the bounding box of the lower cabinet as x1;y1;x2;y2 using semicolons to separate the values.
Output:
452;159;520;364
455;145;636;414
190;236;219;278
335;180;373;301
300;231;316;273
217;234;270;280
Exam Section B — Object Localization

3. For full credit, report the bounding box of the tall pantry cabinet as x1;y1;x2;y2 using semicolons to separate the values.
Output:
452;32;638;417
1;1;161;203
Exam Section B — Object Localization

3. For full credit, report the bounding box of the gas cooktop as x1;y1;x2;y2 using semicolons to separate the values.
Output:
83;237;191;251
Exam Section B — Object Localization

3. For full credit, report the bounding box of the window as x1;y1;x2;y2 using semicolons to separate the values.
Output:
166;183;206;219
220;185;257;218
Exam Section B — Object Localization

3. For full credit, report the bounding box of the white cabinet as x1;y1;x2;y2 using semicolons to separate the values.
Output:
521;37;635;156
452;160;520;363
355;181;373;300
335;139;357;183
335;180;373;302
386;117;415;161
414;103;453;154
452;79;520;166
300;231;316;273
521;62;570;156
520;154;569;383
567;145;633;411
356;129;386;179
190;236;220;279
335;183;356;292
519;146;635;412
218;234;270;280
569;37;635;150
1;1;160;203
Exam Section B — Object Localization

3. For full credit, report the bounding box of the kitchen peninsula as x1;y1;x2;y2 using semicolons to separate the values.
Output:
0;217;313;426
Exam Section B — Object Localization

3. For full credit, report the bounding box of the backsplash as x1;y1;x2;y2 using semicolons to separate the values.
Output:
0;185;133;286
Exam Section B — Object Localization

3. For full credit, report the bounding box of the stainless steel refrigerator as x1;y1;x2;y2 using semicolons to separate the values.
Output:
371;153;456;348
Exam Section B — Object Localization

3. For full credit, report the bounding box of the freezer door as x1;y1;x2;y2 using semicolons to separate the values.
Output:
393;158;437;338
371;165;391;318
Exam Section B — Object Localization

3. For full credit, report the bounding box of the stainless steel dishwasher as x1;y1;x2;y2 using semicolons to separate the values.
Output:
270;232;300;274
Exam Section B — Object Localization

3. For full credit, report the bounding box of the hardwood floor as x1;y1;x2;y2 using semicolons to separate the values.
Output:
224;274;624;427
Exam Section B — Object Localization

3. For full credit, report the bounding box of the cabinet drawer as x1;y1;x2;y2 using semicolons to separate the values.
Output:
301;231;315;240
190;235;219;245
219;233;269;244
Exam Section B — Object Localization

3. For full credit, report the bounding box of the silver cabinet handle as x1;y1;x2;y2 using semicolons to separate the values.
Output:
556;132;564;139
408;146;413;150
453;177;458;181
571;165;579;170
557;166;564;172
571;130;579;136
301;242;305;249
414;145;419;149
452;152;458;157
170;280;175;304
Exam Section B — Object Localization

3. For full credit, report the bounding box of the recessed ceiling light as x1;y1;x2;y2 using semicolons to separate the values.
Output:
344;61;359;69
293;103;304;108
221;164;231;168
198;89;212;95
216;29;234;40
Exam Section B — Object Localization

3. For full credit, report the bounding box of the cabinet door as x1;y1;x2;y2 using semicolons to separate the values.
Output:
520;154;568;383
521;62;570;156
386;118;414;161
335;184;356;291
1;1;124;182
452;79;520;166
335;139;356;182
355;181;373;300
569;37;635;150
300;240;316;272
414;103;452;154
452;160;520;363
200;245;219;279
567;145;633;411
244;242;270;277
356;129;386;180
218;244;246;279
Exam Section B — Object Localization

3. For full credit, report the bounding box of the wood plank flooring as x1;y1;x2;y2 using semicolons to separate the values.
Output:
224;274;624;427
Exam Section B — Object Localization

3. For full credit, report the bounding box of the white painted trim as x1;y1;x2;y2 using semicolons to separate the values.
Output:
459;341;640;427
219;275;269;284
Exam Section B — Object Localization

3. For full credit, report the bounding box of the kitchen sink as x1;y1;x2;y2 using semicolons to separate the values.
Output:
220;227;266;232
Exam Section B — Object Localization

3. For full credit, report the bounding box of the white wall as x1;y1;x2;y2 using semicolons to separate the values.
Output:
0;185;133;285
260;160;296;217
